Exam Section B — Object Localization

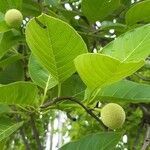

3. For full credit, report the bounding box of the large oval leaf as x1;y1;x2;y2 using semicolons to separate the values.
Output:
29;54;58;89
96;80;150;103
26;14;87;83
0;82;38;106
101;24;150;62
60;132;122;150
125;0;150;25
74;53;144;89
0;117;23;142
81;0;120;22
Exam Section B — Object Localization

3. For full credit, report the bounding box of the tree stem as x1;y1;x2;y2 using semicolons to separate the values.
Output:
41;96;107;130
141;124;150;150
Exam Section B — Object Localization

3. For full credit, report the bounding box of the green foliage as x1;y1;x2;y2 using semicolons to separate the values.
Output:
74;53;144;89
0;20;11;33
82;0;120;22
44;0;60;6
22;0;40;16
50;73;86;111
96;80;150;103
0;60;24;84
60;132;122;150
0;53;22;69
29;54;58;89
125;0;150;25
0;139;6;150
0;82;38;105
0;31;22;58
0;0;22;13
0;104;11;114
101;24;150;62
26;13;88;83
0;117;23;142
0;0;149;149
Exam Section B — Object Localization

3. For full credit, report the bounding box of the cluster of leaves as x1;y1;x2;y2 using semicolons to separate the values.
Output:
0;0;149;149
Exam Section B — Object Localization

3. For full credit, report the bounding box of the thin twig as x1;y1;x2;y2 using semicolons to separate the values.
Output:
141;124;150;150
30;114;43;150
77;31;109;39
41;97;107;130
67;112;77;121
140;105;150;124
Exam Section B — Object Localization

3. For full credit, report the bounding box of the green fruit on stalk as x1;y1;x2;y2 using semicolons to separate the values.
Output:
101;103;126;130
4;9;23;28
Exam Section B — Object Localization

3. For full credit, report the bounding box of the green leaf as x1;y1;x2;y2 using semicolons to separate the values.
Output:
0;21;11;33
0;104;11;114
0;53;23;69
0;82;38;106
0;139;6;150
26;13;87;83
101;24;150;62
74;53;144;89
0;31;22;58
0;0;22;13
29;54;58;89
59;9;78;23
125;0;150;25
0;117;23;141
95;80;150;103
22;0;40;16
121;0;131;6
60;132;122;150
0;12;4;21
81;0;120;22
51;74;86;98
0;60;24;84
100;21;127;32
59;74;86;99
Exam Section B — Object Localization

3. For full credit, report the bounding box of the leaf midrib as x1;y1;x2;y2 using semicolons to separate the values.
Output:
122;31;150;62
44;16;58;81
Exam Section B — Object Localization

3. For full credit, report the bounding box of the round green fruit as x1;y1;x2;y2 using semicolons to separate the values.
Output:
4;9;23;28
101;103;126;130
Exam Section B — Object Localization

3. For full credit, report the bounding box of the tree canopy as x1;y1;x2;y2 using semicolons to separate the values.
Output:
0;0;150;150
